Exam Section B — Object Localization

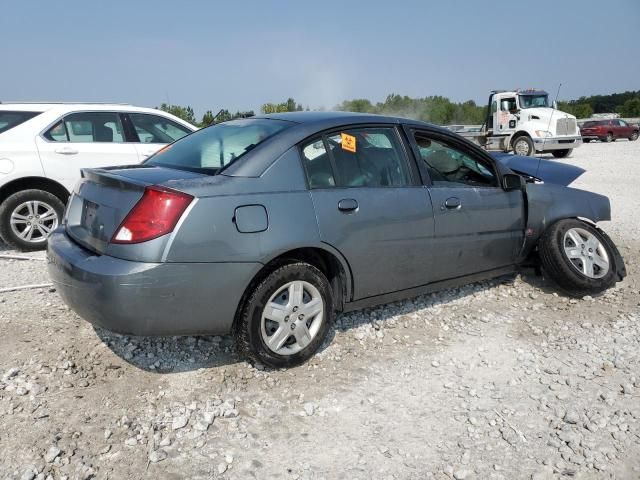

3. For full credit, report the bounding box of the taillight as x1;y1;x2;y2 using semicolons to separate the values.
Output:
111;186;193;244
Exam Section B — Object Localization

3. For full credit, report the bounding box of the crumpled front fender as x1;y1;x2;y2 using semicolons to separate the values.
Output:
521;183;611;257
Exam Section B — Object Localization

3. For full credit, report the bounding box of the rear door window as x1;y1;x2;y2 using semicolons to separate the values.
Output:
44;112;126;143
0;111;42;134
129;113;192;144
324;127;410;187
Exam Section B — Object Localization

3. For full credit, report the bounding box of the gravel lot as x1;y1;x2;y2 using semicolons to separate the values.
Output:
1;140;639;480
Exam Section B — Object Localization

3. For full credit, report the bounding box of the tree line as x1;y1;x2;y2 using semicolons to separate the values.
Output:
558;90;640;119
159;90;640;127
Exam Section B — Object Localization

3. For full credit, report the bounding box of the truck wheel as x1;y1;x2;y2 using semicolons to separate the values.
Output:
0;189;65;251
551;149;573;158
234;262;334;368
512;135;534;156
538;219;620;297
630;131;638;141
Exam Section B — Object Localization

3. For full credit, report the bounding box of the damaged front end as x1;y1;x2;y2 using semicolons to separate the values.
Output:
491;152;585;186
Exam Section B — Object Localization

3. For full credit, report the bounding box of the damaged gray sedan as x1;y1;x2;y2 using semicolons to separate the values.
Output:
47;112;626;368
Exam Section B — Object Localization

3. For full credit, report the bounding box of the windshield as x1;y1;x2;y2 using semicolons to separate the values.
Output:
519;94;549;109
0;111;42;134
145;118;292;174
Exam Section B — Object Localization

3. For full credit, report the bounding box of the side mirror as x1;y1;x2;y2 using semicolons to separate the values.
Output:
503;173;524;191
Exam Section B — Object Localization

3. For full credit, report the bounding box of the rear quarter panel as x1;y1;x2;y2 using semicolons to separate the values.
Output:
165;146;327;264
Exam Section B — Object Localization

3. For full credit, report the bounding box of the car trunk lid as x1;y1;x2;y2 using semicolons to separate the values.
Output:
65;166;204;254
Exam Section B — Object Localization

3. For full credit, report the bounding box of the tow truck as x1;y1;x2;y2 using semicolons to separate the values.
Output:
458;89;582;158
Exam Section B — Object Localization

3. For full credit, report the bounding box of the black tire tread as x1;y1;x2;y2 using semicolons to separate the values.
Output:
538;219;618;297
233;262;333;368
512;135;534;156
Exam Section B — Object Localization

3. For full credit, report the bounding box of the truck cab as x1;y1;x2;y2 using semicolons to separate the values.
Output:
480;89;582;158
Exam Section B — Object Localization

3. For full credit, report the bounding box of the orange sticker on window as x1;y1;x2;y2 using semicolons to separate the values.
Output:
341;133;356;153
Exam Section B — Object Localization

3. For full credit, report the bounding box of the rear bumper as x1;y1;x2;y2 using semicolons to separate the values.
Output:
46;228;262;336
580;134;601;140
533;135;582;151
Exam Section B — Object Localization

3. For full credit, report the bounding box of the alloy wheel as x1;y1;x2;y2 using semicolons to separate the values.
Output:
9;200;59;244
260;280;324;355
563;227;610;279
514;139;530;156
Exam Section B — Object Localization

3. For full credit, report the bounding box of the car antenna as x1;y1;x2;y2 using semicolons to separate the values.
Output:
539;83;562;170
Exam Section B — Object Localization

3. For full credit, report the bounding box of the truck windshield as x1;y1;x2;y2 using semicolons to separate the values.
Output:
519;95;549;109
145;118;293;174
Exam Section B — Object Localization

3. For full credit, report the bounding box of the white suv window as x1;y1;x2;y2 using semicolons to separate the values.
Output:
44;112;125;143
129;113;191;144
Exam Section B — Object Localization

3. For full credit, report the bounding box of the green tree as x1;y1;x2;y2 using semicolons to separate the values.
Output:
558;101;593;119
337;98;376;113
157;103;197;124
618;97;640;117
201;110;215;127
261;98;302;114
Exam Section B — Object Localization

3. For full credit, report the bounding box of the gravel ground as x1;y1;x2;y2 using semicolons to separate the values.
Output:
0;140;639;480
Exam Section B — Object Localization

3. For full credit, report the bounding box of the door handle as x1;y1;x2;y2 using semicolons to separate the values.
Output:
55;147;78;155
338;198;358;212
443;197;462;210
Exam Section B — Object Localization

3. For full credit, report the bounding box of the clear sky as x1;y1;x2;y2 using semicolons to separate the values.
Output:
1;0;639;116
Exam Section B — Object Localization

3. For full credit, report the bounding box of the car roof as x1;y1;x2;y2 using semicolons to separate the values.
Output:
0;102;183;116
0;103;198;130
254;110;432;128
222;111;453;177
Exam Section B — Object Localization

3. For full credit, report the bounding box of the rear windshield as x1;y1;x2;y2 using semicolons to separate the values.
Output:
145;118;292;174
582;121;603;127
0;111;42;134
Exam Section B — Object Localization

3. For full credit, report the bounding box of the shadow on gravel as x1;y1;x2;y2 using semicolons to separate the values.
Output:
0;239;13;252
93;270;565;374
93;327;240;373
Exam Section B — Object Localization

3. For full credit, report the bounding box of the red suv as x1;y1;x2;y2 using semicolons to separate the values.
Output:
580;119;639;143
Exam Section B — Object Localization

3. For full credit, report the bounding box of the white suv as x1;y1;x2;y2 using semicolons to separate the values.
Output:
0;103;197;250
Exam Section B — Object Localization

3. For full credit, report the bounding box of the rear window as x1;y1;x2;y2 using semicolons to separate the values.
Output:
583;121;604;127
0;111;42;134
145;118;292;174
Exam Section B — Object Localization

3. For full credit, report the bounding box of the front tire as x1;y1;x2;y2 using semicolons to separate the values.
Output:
630;131;639;141
552;149;573;158
234;262;334;368
538;219;621;297
512;135;534;156
0;189;65;251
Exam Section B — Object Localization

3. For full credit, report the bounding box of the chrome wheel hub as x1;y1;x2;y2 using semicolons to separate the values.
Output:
10;200;59;243
261;280;324;355
514;140;529;156
563;227;609;279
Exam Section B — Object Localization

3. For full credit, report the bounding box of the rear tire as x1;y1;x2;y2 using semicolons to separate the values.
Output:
0;189;65;251
603;133;614;142
583;139;591;143
551;149;573;158
234;262;334;368
512;135;534;156
538;219;620;297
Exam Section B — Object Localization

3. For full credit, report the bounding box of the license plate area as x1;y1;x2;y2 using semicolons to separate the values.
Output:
81;200;99;228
